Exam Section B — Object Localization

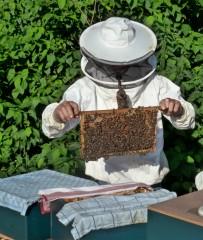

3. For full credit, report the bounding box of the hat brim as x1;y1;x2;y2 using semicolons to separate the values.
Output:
79;21;157;64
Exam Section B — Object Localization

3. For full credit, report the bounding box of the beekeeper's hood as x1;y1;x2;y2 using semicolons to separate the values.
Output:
80;17;157;88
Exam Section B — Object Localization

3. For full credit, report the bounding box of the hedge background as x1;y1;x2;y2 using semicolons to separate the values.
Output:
0;0;202;195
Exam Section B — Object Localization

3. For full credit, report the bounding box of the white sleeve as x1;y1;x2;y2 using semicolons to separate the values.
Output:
158;75;195;130
41;83;81;138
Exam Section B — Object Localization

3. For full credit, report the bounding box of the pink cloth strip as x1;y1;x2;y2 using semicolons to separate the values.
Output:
38;182;152;214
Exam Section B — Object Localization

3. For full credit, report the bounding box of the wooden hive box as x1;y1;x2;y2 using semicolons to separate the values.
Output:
0;203;50;240
50;199;147;240
147;190;203;240
80;107;158;161
0;170;97;240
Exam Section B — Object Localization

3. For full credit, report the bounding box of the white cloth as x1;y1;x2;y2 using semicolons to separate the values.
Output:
42;61;195;185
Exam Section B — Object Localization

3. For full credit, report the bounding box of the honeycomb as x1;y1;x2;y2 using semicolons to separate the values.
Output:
80;107;158;161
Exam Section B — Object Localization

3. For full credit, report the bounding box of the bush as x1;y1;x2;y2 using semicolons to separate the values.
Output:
0;0;202;194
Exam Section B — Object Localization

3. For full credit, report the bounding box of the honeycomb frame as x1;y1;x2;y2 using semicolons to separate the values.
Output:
80;107;159;161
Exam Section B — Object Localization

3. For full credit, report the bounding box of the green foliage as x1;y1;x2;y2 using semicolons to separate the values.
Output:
0;0;202;194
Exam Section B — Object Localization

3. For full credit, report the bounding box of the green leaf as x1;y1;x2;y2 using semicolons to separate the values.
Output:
181;24;191;35
21;69;29;80
24;127;32;137
40;49;48;61
6;109;15;119
186;156;194;164
35;27;45;40
198;0;203;7
176;13;182;22
37;158;45;168
66;57;73;66
28;110;37;120
14;75;21;89
56;65;63;73
15;112;22;125
80;13;87;25
198;138;203;145
144;16;155;26
47;148;61;164
31;98;40;108
7;69;15;81
58;0;66;9
0;104;3;115
12;89;19;99
46;53;56;68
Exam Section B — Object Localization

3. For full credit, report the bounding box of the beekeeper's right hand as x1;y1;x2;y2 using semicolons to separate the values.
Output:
53;101;80;123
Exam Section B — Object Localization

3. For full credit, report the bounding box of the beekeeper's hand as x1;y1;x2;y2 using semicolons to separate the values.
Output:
159;98;184;117
53;101;80;123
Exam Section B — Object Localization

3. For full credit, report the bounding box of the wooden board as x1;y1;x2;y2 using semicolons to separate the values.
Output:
149;190;203;227
80;107;158;161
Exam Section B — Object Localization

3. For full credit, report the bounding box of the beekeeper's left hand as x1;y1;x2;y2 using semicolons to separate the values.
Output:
159;98;184;117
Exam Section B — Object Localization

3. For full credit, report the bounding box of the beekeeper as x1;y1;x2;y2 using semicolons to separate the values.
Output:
42;17;195;186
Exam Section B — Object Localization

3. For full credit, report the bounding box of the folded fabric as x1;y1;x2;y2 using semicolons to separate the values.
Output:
0;169;97;215
56;188;177;240
38;182;152;214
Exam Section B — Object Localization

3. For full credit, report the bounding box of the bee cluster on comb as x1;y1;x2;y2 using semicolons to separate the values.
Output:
80;107;158;161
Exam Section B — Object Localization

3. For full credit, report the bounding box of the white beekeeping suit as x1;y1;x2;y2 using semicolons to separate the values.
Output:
42;17;195;185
